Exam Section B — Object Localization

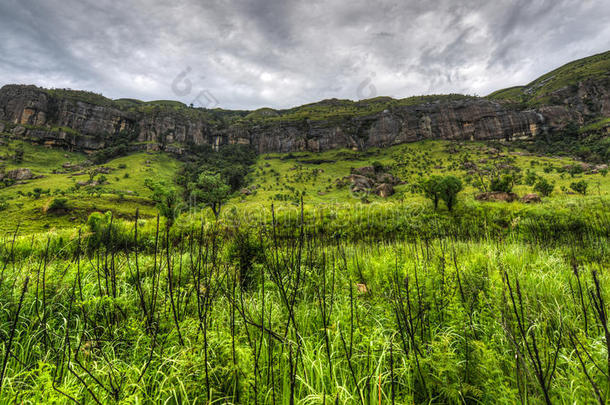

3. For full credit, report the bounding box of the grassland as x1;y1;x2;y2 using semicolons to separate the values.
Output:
240;140;610;206
488;50;610;106
0;137;181;233
2;136;610;403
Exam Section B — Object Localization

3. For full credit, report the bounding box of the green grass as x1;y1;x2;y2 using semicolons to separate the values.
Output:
3;138;610;233
237;94;479;124
579;117;610;133
237;140;609;207
488;50;610;105
1;136;610;403
0;140;182;233
0;205;609;403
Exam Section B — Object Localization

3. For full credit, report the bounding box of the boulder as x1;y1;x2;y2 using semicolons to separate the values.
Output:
356;283;368;294
461;161;478;170
347;174;374;190
12;126;26;136
475;192;519;202
376;172;399;185
62;162;83;171
520;193;541;203
0;122;5;133
375;183;394;198
352;166;376;177
4;168;33;181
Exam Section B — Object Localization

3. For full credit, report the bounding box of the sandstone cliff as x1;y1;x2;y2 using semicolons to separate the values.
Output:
0;78;605;155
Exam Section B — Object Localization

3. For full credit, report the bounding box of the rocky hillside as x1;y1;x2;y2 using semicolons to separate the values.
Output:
0;51;608;155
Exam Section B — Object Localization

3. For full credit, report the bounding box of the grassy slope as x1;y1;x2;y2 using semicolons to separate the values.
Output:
0;138;181;233
3;136;610;235
236;140;607;207
488;50;610;105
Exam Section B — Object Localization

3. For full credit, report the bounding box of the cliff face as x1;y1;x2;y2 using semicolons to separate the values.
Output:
236;99;546;153
0;82;603;155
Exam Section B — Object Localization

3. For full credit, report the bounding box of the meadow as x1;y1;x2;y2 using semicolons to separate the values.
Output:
1;137;610;403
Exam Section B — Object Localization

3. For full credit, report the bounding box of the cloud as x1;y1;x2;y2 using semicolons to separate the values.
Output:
0;0;608;109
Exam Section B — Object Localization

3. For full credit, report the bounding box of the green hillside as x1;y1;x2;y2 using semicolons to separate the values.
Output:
488;50;610;105
3;133;610;233
0;136;181;232
1;50;610;404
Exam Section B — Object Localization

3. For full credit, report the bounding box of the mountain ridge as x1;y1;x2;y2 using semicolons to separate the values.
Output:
0;50;608;156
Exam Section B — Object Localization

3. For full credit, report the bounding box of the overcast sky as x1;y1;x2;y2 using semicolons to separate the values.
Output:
0;0;608;110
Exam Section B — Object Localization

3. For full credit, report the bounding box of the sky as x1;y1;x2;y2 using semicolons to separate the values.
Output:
0;0;609;110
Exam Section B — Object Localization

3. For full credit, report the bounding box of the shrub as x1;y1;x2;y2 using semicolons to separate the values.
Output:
570;180;588;195
534;178;554;197
0;197;9;211
46;197;69;213
569;165;583;177
525;170;538;186
372;161;384;173
438;175;463;212
490;175;514;193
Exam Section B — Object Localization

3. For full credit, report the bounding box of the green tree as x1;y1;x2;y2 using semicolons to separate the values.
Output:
570;180;588;195
420;176;443;210
144;179;181;226
189;172;231;218
439;175;463;212
13;143;24;163
534;177;555;197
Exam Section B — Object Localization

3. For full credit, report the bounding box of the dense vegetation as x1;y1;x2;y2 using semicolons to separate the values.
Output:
2;99;610;403
1;193;610;403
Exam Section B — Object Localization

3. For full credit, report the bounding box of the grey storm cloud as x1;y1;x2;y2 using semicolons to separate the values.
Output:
0;0;608;110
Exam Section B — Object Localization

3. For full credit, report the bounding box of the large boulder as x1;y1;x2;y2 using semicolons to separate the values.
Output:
3;168;34;181
521;193;541;203
352;166;376;177
475;192;519;202
375;183;394;198
347;174;374;192
376;172;399;185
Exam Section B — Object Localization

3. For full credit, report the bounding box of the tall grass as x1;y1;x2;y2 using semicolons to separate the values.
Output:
0;200;609;403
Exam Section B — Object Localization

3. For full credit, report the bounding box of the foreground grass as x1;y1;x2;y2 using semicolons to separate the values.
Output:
0;204;609;403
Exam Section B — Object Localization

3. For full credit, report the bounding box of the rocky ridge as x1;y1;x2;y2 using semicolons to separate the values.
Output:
0;74;607;156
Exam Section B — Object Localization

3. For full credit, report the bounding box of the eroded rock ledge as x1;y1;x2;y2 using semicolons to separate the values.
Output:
0;83;601;155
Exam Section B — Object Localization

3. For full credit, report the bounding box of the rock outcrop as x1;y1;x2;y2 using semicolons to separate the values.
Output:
337;166;400;197
0;79;606;155
475;192;519;202
521;193;542;203
0;168;34;181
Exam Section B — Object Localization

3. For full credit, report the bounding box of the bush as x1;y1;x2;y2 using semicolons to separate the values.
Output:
569;165;583;177
490;175;514;193
46;197;69;213
534;178;555;197
372;161;384;173
525;170;538;186
570;180;588;195
0;197;9;211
